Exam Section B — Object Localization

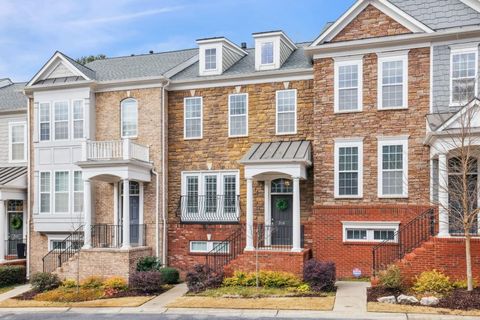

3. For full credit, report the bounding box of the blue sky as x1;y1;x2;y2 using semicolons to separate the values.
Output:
0;0;354;82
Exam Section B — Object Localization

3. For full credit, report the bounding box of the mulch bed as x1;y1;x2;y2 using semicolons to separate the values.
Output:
13;289;162;301
367;286;403;302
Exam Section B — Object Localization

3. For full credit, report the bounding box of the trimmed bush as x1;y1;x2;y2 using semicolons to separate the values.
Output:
0;266;26;287
378;265;402;289
159;267;180;284
453;279;478;289
413;270;453;295
303;260;336;292
136;256;162;272
186;264;223;293
80;276;104;289
222;271;301;288
61;279;77;288
129;271;164;294
30;272;61;292
35;287;104;302
103;277;128;291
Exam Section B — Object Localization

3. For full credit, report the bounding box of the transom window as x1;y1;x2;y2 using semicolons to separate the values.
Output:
54;101;69;140
121;98;138;138
343;222;399;243
39;103;50;141
205;48;217;70
451;49;478;105
335;58;363;112
271;179;293;194
228;94;248;137
276;89;297;134
184;97;203;139
378;54;408;109
190;241;230;254
378;137;408;198
9;122;26;162
335;139;363;198
261;42;274;65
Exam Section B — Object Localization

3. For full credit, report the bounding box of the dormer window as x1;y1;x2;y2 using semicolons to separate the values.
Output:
261;42;274;65
253;31;296;71
205;48;217;70
197;38;247;76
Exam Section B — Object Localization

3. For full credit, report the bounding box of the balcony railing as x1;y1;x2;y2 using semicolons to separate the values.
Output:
91;224;146;248
82;139;150;162
255;224;305;251
178;195;240;223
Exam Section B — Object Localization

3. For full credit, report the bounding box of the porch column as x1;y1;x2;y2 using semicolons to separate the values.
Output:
292;177;301;252
438;154;450;237
264;180;271;246
245;178;254;251
83;179;92;249
0;200;5;262
122;179;131;249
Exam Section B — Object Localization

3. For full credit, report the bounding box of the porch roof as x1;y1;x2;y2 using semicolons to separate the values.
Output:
240;140;311;165
0;166;27;186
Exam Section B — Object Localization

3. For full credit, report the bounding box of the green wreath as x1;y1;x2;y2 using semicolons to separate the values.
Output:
275;199;289;211
10;215;22;230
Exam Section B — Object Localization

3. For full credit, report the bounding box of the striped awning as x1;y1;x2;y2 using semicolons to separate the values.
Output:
240;140;311;165
0;166;27;185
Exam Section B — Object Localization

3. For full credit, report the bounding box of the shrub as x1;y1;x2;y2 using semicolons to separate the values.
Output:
413;270;453;295
453;279;478;289
0;266;26;287
378;265;402;289
159;267;180;284
186;264;223;293
103;277;128;291
80;276;104;289
30;272;61;292
223;271;301;288
129;271;164;294
136;256;162;272
61;279;78;288
35;287;104;302
303;260;336;292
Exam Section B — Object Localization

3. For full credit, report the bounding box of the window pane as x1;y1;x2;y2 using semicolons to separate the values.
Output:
261;42;274;64
73;100;84;139
187;176;198;213
346;229;367;240
40;172;51;213
452;52;477;104
191;241;208;252
74;171;83;213
374;230;395;240
229;94;247;136
339;88;358;111
55;172;69;213
338;146;359;196
40;103;50;141
382;145;404;195
185;98;202;138
121;99;138;137
224;175;236;214
54;102;68;140
205;48;217;70
205;176;217;213
12;144;24;161
338;64;359;111
276;90;296;134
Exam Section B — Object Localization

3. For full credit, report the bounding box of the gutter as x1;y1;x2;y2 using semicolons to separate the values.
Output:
26;98;31;279
161;79;170;266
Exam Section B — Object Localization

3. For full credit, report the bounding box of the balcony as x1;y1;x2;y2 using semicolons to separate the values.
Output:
81;139;150;162
178;195;241;223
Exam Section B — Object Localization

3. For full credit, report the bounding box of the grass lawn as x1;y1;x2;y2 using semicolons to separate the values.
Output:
368;302;480;316
0;287;14;294
0;296;154;308
192;286;334;298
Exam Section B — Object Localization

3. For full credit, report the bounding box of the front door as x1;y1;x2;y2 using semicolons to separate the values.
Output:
7;200;24;255
271;194;293;245
119;182;141;245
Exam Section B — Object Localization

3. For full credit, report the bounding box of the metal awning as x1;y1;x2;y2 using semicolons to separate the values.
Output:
240;140;311;165
0;166;27;186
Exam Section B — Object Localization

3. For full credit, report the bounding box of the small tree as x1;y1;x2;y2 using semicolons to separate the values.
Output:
75;54;106;65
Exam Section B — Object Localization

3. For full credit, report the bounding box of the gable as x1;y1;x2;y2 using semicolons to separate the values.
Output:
46;62;78;79
436;99;480;131
331;4;412;42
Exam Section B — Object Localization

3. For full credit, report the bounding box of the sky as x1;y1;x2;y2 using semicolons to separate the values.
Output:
0;0;354;82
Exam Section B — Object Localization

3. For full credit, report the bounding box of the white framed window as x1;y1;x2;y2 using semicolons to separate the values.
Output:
72;100;84;139
54;171;69;213
121;98;138;138
73;171;84;213
261;42;274;65
190;241;230;254
334;57;363;112
39;102;50;141
184;97;203;139
342;221;399;243
40;172;51;213
378;136;409;198
48;235;82;251
205;48;217;70
378;53;408;109
334;138;363;198
54;101;69;140
276;89;297;134
450;46;478;105
9;122;26;162
228;93;248;137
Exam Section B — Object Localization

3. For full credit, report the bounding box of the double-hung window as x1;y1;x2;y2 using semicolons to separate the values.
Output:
335;138;363;198
205;48;217;70
276;89;297;134
343;222;399;243
378;137;408;198
39;103;50;141
9;122;26;162
121;98;138;138
73;100;84;139
334;58;363;112
184;97;203;139
451;47;478;105
261;42;274;65
54;171;69;213
40;172;51;213
54;101;69;140
73;171;84;213
228;93;248;137
378;53;408;109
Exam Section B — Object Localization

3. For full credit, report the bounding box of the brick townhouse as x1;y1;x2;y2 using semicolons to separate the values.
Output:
7;0;480;281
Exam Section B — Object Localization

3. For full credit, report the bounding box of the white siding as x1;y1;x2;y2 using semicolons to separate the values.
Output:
222;46;243;72
280;40;294;66
0;112;27;167
47;63;76;79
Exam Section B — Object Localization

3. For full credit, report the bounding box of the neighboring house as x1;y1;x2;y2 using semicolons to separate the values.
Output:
0;79;28;264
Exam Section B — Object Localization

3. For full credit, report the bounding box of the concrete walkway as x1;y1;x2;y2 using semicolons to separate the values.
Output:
141;283;188;309
0;284;30;301
333;281;370;313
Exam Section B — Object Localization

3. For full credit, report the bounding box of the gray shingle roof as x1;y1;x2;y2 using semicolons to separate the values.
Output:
172;43;312;81
59;52;97;80
240;140;312;164
0;82;27;112
0;166;27;185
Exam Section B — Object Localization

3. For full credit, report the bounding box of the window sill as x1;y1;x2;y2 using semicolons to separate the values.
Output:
378;195;409;199
183;137;203;141
377;106;408;111
343;241;398;245
275;131;297;136
228;135;248;139
334;195;363;199
334;109;362;114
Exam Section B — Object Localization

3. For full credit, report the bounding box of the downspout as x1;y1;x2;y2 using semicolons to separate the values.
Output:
161;79;170;266
152;168;159;257
26;98;31;278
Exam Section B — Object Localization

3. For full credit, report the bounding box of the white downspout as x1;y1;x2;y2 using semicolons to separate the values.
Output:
162;80;170;266
26;98;31;278
152;169;159;257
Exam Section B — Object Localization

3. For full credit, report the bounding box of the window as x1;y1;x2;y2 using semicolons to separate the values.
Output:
73;171;83;213
334;58;363;112
9;122;26;162
54;101;69;140
261;42;274;65
378;53;408;109
54;171;69;213
190;241;230;254
276;89;297;134
205;175;217;213
223;175;237;214
335;139;363;198
186;176;199;214
40;172;51;213
121;98;138;138
342;222;399;242
184;97;203;139
271;179;293;193
73;100;84;139
451;48;478;105
378;137;408;198
39;103;50;141
205;48;217;70
228;94;248;137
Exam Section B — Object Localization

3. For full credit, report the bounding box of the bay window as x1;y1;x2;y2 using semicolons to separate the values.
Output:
378;137;408;198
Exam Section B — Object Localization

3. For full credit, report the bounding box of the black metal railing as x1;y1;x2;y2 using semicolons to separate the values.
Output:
178;195;241;223
372;208;437;276
91;224;146;248
42;226;84;273
255;224;305;251
5;238;26;260
206;225;245;274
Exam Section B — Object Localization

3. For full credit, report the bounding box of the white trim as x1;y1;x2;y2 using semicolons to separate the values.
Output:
342;221;400;243
430;45;434;113
8;121;27;163
198;44;222;76
120;98;139;139
436;98;480;132
189;240;230;254
38;102;51;142
228;93;249;137
449;44;479;106
377;52;409;110
461;0;480;13
275;89;297;135
377;136;409;198
184;96;203;140
47;234;70;251
39;171;52;214
53;100;69;141
181;170;240;196
53;171;70;215
334;138;363;198
334;57;363;113
72;99;85;140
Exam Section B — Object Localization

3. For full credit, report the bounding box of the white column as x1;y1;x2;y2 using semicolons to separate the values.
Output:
292;177;301;252
0;201;5;262
438;154;450;237
245;178;254;251
122;179;131;249
83;179;92;249
264;180;271;246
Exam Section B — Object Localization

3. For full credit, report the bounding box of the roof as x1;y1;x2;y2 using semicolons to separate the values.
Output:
240;140;312;164
0;82;28;112
60;52;96;80
0;166;27;185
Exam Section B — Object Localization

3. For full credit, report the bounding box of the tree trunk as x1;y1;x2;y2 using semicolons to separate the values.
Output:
465;234;473;291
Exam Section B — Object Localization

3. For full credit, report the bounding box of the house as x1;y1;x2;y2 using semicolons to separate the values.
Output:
18;0;480;280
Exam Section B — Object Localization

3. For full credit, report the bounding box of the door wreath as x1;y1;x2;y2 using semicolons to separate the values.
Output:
275;199;289;211
10;215;23;230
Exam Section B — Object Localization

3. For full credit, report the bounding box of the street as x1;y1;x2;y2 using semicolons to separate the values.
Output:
0;314;339;320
